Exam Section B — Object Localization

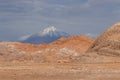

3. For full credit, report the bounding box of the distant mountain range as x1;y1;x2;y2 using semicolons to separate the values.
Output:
20;26;70;44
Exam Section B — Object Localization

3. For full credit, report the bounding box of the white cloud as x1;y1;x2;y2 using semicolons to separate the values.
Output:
19;35;31;41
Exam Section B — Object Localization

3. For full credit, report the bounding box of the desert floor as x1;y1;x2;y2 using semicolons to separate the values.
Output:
0;62;120;80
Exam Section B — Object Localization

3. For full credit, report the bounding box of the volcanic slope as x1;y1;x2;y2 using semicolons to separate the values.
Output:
21;26;70;44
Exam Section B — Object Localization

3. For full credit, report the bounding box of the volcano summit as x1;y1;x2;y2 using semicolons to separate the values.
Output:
21;26;70;44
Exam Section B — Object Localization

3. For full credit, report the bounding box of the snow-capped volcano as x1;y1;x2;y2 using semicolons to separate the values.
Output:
41;26;58;35
20;26;70;44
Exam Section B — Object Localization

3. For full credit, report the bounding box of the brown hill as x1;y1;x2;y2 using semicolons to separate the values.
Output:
87;23;120;56
50;35;94;54
40;35;94;63
0;35;94;63
83;23;120;63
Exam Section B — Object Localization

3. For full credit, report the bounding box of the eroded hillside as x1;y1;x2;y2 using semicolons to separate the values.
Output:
0;35;94;63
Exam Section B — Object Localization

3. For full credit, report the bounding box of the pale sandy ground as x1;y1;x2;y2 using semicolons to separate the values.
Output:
0;62;120;80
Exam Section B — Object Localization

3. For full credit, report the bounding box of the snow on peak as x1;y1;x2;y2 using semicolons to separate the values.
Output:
42;26;58;35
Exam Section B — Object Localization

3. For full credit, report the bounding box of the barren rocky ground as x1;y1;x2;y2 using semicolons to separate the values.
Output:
0;62;120;80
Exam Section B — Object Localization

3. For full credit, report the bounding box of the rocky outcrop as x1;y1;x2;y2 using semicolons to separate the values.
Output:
87;23;120;56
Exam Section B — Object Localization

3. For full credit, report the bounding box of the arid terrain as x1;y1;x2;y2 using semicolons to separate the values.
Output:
0;62;120;80
0;23;120;80
0;35;94;63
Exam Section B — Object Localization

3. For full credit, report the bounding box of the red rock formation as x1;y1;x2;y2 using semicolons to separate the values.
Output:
0;35;94;63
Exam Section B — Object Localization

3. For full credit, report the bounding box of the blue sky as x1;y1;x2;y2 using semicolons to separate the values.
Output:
0;0;120;41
